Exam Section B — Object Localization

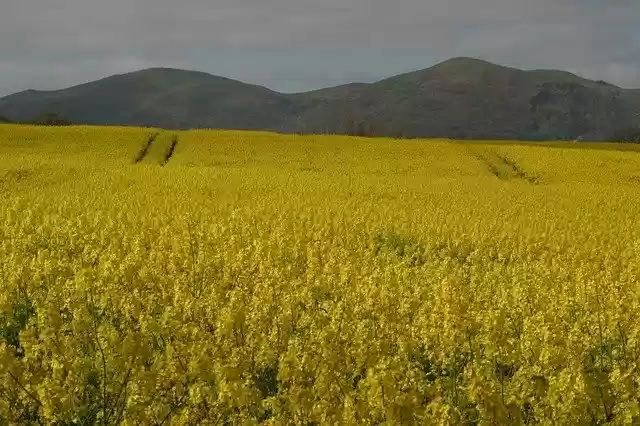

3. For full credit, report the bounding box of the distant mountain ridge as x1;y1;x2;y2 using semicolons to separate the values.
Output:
1;57;639;141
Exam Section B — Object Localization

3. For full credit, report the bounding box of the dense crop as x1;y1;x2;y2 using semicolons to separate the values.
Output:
1;124;640;424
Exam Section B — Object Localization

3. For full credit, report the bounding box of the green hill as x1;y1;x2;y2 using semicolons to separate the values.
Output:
0;68;298;131
1;58;639;141
283;57;639;141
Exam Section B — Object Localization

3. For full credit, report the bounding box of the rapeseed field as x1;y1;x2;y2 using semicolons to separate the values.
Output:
1;124;640;424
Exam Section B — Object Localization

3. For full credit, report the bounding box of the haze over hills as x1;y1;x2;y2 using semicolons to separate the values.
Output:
1;57;639;141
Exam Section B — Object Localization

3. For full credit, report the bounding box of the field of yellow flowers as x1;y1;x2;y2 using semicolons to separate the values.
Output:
1;124;640;425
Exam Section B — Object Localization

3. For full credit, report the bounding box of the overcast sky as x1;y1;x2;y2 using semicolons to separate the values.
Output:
1;0;639;96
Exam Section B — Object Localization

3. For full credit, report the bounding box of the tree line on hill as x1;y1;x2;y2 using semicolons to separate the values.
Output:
610;127;640;143
1;109;639;144
340;114;640;144
0;112;73;126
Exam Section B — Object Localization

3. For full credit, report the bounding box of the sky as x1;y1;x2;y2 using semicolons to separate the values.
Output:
1;0;639;96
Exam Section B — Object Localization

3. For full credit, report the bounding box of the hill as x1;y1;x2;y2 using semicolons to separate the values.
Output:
282;58;639;140
0;68;298;131
1;58;639;140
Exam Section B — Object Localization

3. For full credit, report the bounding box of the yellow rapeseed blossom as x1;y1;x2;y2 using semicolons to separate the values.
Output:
1;124;640;424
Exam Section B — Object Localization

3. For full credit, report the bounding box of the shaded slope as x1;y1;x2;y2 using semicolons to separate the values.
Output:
1;58;639;141
0;68;298;130
285;57;639;141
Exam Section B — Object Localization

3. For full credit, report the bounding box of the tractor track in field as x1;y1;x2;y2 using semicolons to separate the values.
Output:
474;150;539;184
134;132;160;163
161;135;179;166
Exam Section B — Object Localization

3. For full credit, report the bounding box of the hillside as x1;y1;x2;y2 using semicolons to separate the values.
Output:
282;58;639;140
1;58;639;140
0;68;298;131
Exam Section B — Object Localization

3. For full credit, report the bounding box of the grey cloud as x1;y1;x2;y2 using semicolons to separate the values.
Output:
1;0;639;95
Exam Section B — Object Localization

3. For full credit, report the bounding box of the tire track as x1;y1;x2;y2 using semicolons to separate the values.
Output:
495;153;538;184
473;150;538;183
161;135;178;166
134;132;160;163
